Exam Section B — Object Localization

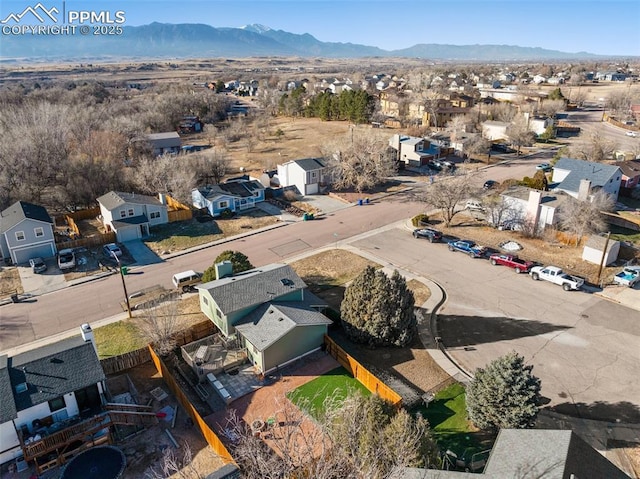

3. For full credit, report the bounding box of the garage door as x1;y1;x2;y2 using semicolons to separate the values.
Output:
115;225;140;242
12;243;56;265
305;183;319;195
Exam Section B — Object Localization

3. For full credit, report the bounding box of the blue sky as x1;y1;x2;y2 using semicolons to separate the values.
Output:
3;0;639;56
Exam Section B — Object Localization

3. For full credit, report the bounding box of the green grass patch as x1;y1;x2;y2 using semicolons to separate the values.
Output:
287;366;370;420
413;383;494;458
94;320;147;359
610;225;640;246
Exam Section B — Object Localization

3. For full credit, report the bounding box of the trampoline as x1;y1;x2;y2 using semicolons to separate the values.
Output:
61;446;126;479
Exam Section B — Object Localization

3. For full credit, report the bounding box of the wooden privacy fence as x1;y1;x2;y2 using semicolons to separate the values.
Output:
148;346;236;465
55;232;116;250
323;335;402;408
101;347;152;375
100;320;217;375
168;208;193;222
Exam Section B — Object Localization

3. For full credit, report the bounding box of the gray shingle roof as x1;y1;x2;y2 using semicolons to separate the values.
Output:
235;302;332;351
0;355;17;422
198;264;307;314
8;335;105;413
401;429;629;478
112;214;149;227
291;158;326;171
0;201;53;234
97;191;162;211
554;157;621;193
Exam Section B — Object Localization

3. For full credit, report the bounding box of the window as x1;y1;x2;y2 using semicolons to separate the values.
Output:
120;210;126;218
219;201;228;209
48;396;66;412
34;227;44;237
15;382;27;393
150;211;160;219
216;308;222;318
202;296;209;306
15;231;25;241
128;209;134;216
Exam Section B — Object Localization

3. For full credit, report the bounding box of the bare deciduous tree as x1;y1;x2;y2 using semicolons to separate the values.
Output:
506;116;536;155
557;191;615;246
483;194;522;229
145;442;207;479
134;155;197;204
569;131;617;162
138;299;181;357
537;99;567;118
421;172;476;226
324;129;396;193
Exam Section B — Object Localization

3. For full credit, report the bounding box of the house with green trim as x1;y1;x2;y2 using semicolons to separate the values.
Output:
197;264;331;373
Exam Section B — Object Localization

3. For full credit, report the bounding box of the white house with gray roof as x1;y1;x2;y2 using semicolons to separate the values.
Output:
277;158;327;195
0;327;106;466
552;157;622;200
197;263;331;374
97;191;169;242
0;201;56;265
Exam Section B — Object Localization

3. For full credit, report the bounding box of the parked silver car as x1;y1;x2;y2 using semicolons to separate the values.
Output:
58;248;76;271
29;257;47;274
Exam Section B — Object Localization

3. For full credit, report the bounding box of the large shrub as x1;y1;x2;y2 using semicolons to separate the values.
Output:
466;351;541;431
202;250;254;282
340;266;415;347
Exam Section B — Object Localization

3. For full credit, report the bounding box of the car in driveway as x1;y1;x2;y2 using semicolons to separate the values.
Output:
447;240;487;258
483;180;497;190
626;131;638;137
29;257;47;274
536;163;553;172
465;200;485;212
57;248;76;271
103;243;123;259
412;227;443;242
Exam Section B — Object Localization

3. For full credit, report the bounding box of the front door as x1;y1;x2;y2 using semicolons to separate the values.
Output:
74;384;101;414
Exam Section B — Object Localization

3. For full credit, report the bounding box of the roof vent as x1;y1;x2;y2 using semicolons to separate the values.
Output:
278;317;284;322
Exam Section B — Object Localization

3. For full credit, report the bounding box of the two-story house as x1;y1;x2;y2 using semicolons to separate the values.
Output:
97;191;169;242
197;263;331;374
0;201;56;265
0;325;106;467
552;157;622;200
276;158;327;196
389;134;441;167
615;159;640;194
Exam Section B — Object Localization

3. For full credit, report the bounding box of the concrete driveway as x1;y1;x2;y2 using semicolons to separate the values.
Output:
301;194;352;215
124;240;163;266
18;258;67;296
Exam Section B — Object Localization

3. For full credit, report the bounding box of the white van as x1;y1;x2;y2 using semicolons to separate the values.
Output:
172;270;202;292
465;200;485;212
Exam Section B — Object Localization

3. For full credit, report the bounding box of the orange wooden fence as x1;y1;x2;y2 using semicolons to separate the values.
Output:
324;335;402;408
55;232;116;250
148;346;236;465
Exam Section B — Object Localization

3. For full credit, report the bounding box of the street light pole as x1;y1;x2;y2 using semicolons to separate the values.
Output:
112;253;132;318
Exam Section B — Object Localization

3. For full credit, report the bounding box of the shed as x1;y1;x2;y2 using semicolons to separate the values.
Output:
582;235;620;266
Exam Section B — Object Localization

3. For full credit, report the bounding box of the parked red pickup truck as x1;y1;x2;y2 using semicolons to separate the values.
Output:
489;254;534;274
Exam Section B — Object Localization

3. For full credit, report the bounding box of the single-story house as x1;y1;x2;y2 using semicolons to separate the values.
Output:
393;429;629;478
97;191;169;242
500;186;571;230
0;325;106;467
582;234;620;266
526;114;554;135
146;132;181;156
197;263;331;374
192;179;265;217
0;201;56;265
276;158;328;195
552;157;622;200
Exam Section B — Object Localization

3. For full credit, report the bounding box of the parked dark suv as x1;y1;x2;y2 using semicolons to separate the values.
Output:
412;227;443;243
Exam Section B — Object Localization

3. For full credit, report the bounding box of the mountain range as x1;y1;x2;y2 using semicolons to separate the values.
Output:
1;22;604;61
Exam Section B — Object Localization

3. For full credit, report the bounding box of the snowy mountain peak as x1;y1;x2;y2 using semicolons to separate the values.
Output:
240;24;272;34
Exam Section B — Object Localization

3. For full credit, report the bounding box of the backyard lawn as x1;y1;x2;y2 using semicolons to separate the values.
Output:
413;382;495;460
287;366;370;420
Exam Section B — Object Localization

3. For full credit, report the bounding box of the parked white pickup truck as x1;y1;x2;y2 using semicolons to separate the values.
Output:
613;266;640;288
529;265;584;291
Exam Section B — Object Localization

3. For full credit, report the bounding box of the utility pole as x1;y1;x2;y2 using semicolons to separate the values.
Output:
596;231;611;287
113;253;132;318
